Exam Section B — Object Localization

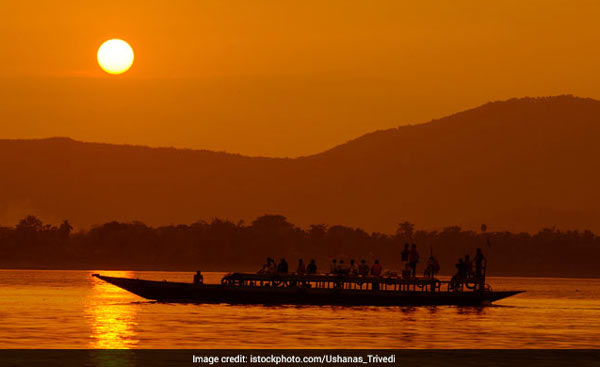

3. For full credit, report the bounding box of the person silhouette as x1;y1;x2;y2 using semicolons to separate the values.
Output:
401;243;410;262
358;259;369;276
277;258;288;273
193;270;203;284
330;259;338;274
371;259;382;276
296;258;306;275
474;248;486;278
307;259;317;274
408;243;420;278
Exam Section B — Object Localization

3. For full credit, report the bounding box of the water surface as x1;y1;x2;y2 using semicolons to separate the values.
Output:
0;270;598;348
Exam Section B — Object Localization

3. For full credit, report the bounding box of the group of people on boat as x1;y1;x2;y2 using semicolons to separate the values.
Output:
399;243;441;279
258;257;318;275
258;257;386;277
255;243;439;280
328;258;384;276
400;243;421;277
451;248;486;284
198;244;486;288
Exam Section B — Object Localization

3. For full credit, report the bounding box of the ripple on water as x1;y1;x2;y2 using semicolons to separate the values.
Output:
0;270;600;348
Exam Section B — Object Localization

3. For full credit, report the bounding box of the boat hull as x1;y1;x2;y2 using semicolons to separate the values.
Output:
93;274;522;306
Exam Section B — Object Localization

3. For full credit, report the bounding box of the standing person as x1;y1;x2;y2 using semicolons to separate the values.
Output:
464;255;473;278
296;259;306;275
424;256;440;278
432;256;440;276
401;243;410;263
456;258;465;279
307;259;318;274
330;259;338;274
408;243;420;278
371;259;382;277
474;248;486;278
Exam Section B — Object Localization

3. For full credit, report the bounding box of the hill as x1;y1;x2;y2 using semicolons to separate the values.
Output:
1;95;599;233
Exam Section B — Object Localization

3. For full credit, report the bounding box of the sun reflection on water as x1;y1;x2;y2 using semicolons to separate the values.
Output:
86;271;139;349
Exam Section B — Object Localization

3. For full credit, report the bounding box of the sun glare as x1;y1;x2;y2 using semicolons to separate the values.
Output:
97;39;134;75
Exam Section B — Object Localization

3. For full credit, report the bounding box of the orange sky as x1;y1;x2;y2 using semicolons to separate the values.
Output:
1;0;600;157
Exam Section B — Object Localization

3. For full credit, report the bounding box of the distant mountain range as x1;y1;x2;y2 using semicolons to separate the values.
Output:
2;95;599;232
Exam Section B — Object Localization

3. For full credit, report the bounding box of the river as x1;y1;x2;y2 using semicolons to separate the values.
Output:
0;270;599;348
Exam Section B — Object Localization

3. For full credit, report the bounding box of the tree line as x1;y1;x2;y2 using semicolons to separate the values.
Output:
0;214;599;277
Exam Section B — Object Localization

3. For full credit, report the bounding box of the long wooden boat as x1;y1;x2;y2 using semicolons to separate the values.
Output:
92;272;523;306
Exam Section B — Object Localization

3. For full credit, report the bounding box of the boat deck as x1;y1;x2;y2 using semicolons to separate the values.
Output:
222;272;484;293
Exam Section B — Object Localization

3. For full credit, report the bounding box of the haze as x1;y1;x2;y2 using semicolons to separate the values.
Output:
2;1;600;156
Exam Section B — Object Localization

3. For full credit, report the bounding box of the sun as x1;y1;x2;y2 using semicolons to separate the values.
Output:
97;39;134;75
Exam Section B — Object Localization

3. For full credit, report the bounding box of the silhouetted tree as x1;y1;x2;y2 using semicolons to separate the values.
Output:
16;215;42;233
58;220;73;238
396;221;415;240
1;214;599;277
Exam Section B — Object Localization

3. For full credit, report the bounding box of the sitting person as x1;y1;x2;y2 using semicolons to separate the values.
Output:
338;260;349;275
258;257;275;274
451;258;466;286
193;270;204;284
277;258;289;273
424;256;440;278
268;258;276;273
296;258;306;275
370;259;382;277
348;259;358;276
307;259;317;274
329;259;338;274
358;259;370;276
